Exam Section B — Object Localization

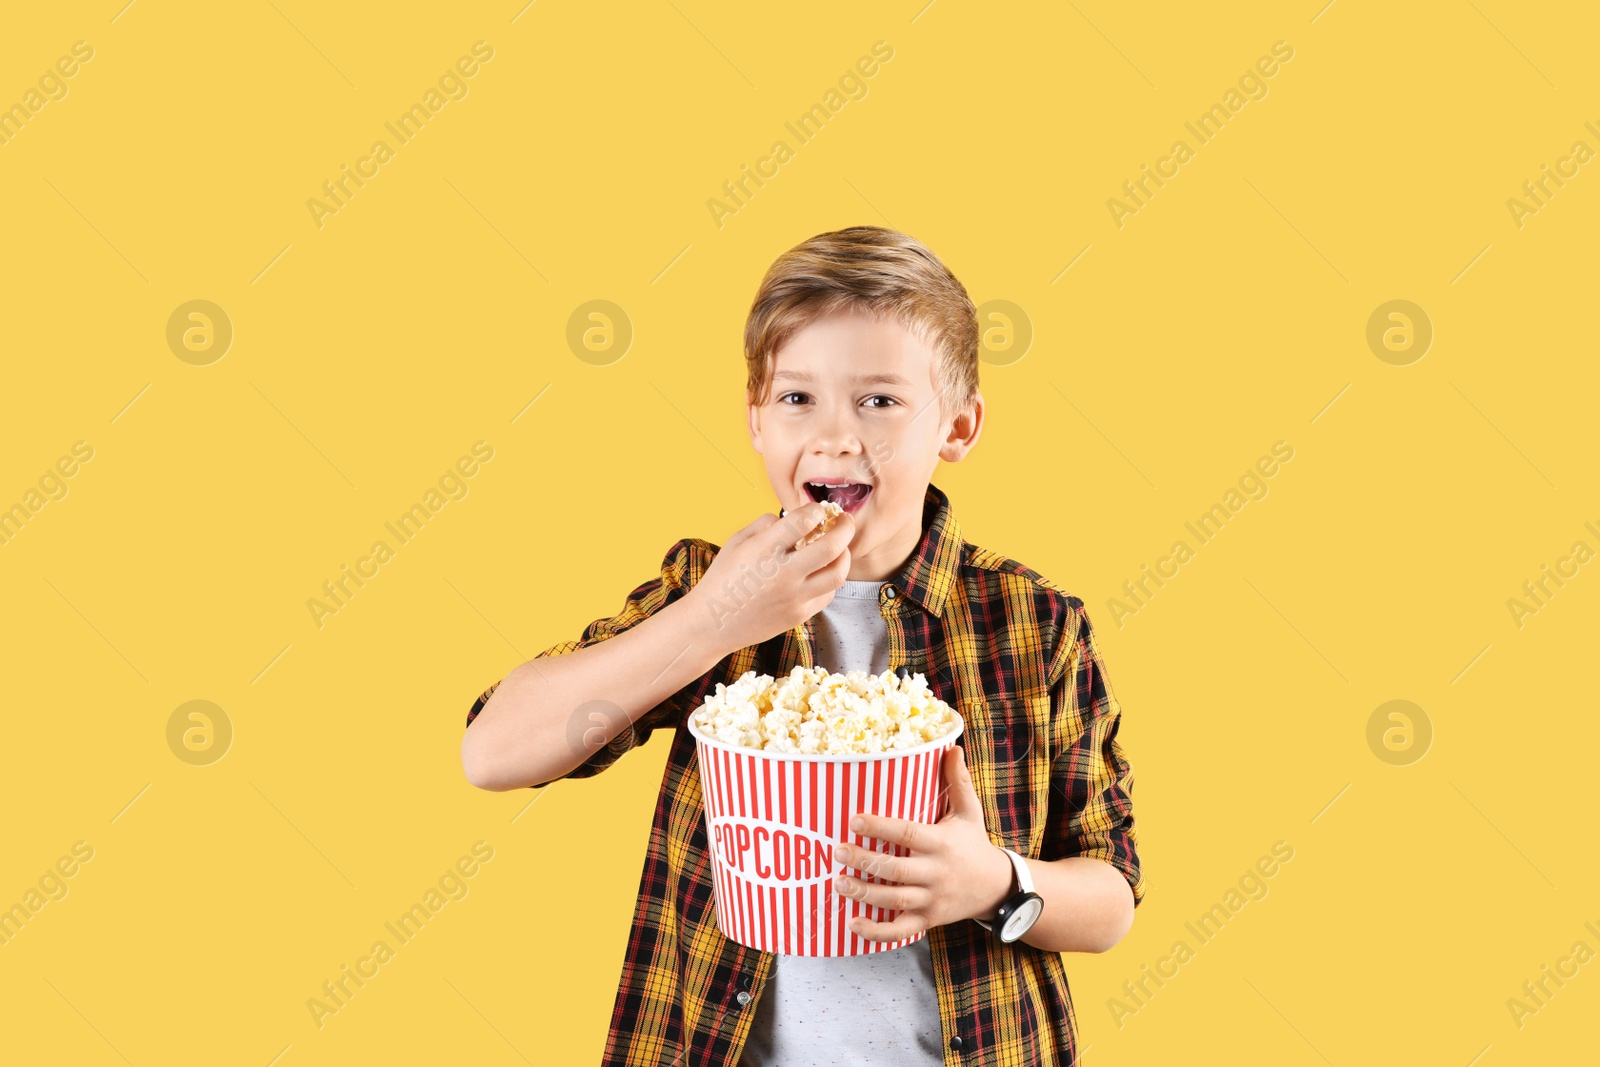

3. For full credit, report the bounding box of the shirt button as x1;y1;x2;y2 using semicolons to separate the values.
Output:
736;991;752;1007
883;585;897;599
949;1034;964;1050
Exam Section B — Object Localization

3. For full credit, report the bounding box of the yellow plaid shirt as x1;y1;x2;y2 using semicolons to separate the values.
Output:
465;482;1145;1066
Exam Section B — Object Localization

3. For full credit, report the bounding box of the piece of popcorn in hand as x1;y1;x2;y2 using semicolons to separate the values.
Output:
793;500;845;550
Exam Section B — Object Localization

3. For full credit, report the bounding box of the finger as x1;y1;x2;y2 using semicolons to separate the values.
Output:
791;503;857;559
848;911;928;943
774;501;827;550
818;511;857;560
805;543;851;588
792;546;847;598
851;812;936;854
834;871;931;915
835;844;931;885
815;505;856;546
797;512;855;573
942;743;983;819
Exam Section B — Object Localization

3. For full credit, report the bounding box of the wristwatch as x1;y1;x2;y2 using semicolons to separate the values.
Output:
974;847;1044;943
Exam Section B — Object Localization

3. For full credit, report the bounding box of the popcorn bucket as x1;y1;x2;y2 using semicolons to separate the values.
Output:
686;713;963;956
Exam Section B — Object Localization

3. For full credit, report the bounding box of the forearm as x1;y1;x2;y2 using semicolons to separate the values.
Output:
460;589;728;791
973;852;1135;954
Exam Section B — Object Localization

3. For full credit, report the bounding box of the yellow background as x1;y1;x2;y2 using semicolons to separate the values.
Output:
2;1;1596;1063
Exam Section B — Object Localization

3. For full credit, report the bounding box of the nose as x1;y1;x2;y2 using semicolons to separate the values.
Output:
808;401;864;458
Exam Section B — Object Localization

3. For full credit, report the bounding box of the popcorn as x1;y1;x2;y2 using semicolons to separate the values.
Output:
794;500;844;549
689;666;960;755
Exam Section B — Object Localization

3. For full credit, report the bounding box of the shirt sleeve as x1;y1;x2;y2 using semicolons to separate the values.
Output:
1039;599;1145;908
463;537;709;788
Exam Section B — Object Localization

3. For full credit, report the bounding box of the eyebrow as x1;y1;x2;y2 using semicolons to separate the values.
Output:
770;371;915;387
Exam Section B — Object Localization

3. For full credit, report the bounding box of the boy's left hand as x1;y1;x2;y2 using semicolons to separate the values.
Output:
832;743;1013;942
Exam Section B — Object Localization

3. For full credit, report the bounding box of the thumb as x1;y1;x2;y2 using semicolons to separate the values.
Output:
941;744;982;820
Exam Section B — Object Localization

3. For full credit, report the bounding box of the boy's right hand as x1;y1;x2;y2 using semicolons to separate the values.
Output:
689;501;856;654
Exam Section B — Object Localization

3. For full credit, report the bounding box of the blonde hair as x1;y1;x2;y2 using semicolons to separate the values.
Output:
744;226;979;427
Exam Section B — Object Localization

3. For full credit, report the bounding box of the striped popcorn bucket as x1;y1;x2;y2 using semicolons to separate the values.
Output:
686;714;963;956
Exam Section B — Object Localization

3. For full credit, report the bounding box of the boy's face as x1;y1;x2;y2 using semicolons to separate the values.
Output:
747;305;982;582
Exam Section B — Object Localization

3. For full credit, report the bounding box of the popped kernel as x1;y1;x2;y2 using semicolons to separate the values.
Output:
794;499;844;549
690;665;960;754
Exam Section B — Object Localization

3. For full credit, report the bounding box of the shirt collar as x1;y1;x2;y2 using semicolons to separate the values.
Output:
890;482;964;618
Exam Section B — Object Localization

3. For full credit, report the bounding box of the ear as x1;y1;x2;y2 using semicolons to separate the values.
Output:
937;390;984;463
747;400;764;454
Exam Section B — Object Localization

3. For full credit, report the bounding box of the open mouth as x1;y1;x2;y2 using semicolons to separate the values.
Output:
804;481;873;514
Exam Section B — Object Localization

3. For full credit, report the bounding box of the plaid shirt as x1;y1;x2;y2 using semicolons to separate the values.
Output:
465;482;1144;1066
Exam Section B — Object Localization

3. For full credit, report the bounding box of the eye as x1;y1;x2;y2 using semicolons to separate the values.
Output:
864;395;899;409
777;391;809;405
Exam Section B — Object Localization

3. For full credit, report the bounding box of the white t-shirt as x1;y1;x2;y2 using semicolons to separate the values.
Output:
738;578;946;1066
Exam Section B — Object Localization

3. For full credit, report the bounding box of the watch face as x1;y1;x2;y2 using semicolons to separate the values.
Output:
1002;896;1044;942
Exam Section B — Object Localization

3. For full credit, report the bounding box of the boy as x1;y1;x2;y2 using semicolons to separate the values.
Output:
461;226;1144;1066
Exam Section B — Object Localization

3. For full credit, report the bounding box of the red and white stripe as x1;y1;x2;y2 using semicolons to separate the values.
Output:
694;729;958;957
